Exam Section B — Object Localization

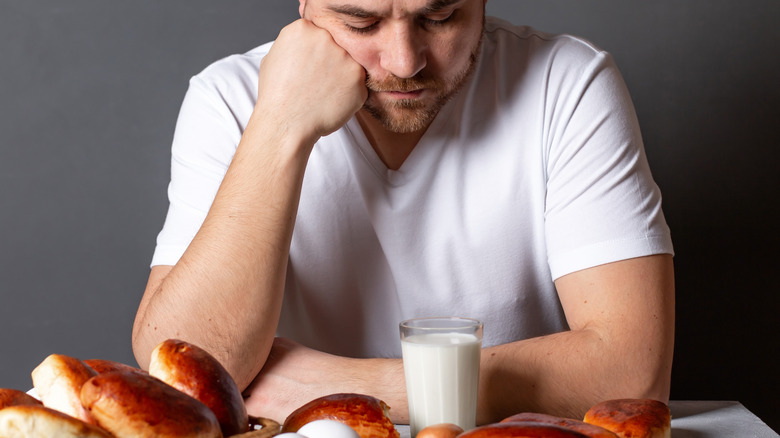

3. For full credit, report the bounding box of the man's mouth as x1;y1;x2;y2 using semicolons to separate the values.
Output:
366;74;439;97
381;89;425;99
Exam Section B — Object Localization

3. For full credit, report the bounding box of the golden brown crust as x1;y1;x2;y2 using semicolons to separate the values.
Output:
80;370;221;438
501;412;618;438
83;358;146;375
583;399;671;438
30;353;98;425
458;422;592;437
0;405;112;438
149;339;249;436
283;393;399;438
0;388;42;409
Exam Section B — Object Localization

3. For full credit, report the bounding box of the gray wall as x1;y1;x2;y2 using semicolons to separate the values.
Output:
2;0;778;431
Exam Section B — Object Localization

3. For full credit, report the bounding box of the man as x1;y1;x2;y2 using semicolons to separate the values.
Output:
132;0;675;426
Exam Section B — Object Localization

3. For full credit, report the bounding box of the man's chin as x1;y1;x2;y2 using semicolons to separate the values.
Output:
362;100;441;134
371;111;435;134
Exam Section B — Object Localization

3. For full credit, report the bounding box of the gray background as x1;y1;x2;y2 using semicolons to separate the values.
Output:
1;0;778;432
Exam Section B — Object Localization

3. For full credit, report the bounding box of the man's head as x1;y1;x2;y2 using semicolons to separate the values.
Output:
299;0;487;134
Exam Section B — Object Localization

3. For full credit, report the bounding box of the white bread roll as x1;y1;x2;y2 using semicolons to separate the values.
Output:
0;405;112;438
30;353;97;424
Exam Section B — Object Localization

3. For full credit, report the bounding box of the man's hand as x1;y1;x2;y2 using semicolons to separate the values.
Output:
242;338;340;422
254;19;367;145
242;338;407;424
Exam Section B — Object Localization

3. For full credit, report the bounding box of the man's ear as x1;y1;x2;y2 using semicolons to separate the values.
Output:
299;0;306;18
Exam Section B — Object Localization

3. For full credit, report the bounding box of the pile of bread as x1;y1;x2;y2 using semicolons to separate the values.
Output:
0;338;670;438
415;399;671;438
279;394;670;438
0;339;275;438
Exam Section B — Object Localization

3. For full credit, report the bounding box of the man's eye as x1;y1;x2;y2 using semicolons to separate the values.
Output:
421;10;456;27
346;20;379;34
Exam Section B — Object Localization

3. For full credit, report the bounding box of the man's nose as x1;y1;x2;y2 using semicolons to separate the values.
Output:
379;24;427;78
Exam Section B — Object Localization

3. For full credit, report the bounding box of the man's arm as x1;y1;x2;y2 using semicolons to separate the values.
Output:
241;254;674;424
479;254;675;421
131;19;367;390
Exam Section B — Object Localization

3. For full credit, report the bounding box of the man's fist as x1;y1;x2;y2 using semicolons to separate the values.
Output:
254;19;367;143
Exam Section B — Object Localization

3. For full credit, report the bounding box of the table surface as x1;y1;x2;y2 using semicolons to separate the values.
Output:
395;401;779;438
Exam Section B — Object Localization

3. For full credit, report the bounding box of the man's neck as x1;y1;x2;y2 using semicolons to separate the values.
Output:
356;110;428;171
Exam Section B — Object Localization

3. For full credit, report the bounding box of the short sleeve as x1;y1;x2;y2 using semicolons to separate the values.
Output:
542;47;673;279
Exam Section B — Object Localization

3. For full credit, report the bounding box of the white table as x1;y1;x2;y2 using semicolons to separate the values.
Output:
395;401;778;437
668;401;777;437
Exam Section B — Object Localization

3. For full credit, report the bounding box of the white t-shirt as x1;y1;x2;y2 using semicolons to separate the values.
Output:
152;18;673;358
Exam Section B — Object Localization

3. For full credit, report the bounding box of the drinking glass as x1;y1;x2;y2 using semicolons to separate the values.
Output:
400;317;483;437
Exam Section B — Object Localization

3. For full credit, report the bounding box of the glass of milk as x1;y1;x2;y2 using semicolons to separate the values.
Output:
400;317;483;437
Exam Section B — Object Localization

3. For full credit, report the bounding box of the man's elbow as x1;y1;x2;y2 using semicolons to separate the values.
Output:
131;319;153;370
131;308;166;371
641;360;672;403
617;350;673;404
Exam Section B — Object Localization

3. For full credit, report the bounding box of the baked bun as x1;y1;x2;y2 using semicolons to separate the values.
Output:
148;338;249;436
30;353;98;424
84;358;146;375
80;370;221;438
458;422;591;437
283;393;399;438
0;388;42;409
501;412;617;438
583;399;671;438
0;405;112;438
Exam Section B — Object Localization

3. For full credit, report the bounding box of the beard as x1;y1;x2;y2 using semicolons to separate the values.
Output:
362;34;483;134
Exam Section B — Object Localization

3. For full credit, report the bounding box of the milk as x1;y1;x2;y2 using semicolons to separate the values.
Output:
401;332;481;437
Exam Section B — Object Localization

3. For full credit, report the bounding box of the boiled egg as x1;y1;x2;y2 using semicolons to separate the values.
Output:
417;423;464;438
297;419;361;438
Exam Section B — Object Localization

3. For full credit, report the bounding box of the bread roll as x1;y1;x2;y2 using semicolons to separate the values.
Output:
80;370;221;438
501;412;617;438
0;388;42;409
458;422;591;437
282;393;399;438
583;399;671;438
84;359;146;375
30;354;97;424
148;339;249;436
0;405;112;438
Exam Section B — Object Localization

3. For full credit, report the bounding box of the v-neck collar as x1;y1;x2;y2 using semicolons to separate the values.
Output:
344;96;460;187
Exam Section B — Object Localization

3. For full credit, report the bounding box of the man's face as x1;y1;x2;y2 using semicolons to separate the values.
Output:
300;0;486;133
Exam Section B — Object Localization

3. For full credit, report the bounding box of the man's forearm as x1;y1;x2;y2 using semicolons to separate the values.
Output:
362;328;670;425
479;256;675;423
132;119;315;389
132;19;367;389
478;330;669;424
